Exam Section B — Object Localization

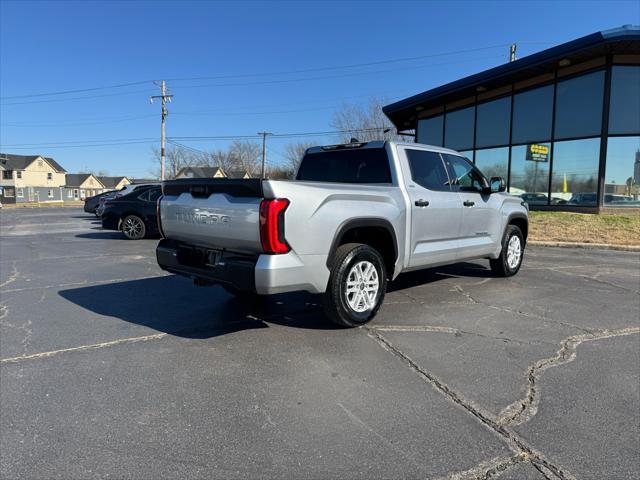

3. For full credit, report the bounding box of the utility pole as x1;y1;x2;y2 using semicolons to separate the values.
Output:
509;43;517;62
257;131;272;178
150;80;173;180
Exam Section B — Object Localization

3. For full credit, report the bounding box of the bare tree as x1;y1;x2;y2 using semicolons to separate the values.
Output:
150;145;201;179
283;140;315;174
227;140;262;175
331;97;407;143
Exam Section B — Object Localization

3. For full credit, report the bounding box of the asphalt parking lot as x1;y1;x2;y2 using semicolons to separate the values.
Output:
1;207;638;480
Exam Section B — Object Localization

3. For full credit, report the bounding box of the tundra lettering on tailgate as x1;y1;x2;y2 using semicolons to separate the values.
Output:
174;207;230;226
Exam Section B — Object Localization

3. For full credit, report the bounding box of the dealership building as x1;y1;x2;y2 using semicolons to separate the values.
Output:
384;26;640;210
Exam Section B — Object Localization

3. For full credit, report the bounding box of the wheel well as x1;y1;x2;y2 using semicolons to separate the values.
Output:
335;226;397;276
509;217;528;241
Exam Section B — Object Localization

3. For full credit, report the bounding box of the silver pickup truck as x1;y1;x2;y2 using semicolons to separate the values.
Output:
156;141;528;327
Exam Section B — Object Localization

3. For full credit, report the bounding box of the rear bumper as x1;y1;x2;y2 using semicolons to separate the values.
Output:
156;239;257;292
156;239;329;295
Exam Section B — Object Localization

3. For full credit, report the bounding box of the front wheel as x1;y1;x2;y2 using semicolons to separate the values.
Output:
490;225;524;277
121;215;146;240
324;243;387;327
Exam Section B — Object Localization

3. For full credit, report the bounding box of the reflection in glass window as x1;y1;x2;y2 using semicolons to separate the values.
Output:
510;144;551;205
475;147;509;180
475;97;511;148
406;149;451;191
551;138;600;206
442;154;486;192
444;106;475;151
604;136;640;206
554;71;604;140
458;150;474;162
417;116;444;146
609;66;640;135
512;85;553;145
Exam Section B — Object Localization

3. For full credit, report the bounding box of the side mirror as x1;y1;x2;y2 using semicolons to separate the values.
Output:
490;177;506;193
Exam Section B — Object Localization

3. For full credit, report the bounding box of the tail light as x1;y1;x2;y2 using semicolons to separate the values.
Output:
156;196;165;238
259;198;290;254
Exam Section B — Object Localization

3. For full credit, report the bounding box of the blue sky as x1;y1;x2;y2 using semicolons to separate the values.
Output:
1;0;638;177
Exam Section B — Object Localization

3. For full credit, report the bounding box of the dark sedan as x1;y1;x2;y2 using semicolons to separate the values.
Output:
83;190;115;214
101;185;162;240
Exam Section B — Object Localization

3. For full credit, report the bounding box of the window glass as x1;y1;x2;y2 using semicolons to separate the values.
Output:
604;136;640;206
475;97;511;148
47;189;53;198
16;188;23;198
406;149;450;191
47;173;53;180
554;71;604;140
16;171;22;179
474;147;509;180
297;148;391;183
442;154;486;192
2;170;12;180
416;116;443;146
4;187;15;197
458;150;473;161
138;190;151;201
444;106;475;151
551;138;600;206
149;188;162;202
509;144;551;205
512;84;553;144
609;66;640;135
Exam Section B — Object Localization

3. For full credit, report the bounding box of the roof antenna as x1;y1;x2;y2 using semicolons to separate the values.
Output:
350;137;360;143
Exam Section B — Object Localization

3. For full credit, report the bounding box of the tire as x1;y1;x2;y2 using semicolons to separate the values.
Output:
324;243;387;327
121;215;146;240
490;225;524;277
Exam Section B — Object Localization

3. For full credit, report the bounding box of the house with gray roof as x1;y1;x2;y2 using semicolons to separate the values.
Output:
0;153;67;204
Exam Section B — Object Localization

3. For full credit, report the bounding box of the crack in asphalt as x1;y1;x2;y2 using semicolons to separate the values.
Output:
451;284;598;335
433;453;526;480
365;327;578;480
0;261;20;288
497;327;640;427
544;266;640;295
371;325;548;346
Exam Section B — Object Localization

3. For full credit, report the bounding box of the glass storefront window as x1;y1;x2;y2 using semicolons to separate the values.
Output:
458;150;473;162
609;66;640;135
475;147;509;180
444;106;475;151
551;138;600;206
510;144;551;205
417;116;444;146
511;84;553;145
554;71;604;140
604;136;640;206
475;97;511;148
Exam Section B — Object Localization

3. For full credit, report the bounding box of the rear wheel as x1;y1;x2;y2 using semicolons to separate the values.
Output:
324;243;387;327
490;225;524;277
122;215;146;240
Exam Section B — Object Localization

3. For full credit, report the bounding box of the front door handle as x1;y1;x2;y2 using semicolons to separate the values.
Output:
463;200;475;207
414;199;430;207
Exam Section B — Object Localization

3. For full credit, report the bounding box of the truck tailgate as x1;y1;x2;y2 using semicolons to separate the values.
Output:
160;179;263;253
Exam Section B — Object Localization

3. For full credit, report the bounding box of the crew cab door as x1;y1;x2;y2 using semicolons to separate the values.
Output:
398;147;462;268
441;154;503;259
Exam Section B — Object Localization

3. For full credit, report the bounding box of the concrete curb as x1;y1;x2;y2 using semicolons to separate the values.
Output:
529;240;640;252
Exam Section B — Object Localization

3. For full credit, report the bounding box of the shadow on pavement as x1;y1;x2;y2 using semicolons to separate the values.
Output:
59;262;492;338
389;261;491;292
59;275;336;338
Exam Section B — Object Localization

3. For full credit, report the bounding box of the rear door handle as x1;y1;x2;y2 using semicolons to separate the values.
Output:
414;199;429;207
463;200;475;207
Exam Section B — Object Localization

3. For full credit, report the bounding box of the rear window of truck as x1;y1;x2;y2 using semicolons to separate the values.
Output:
296;147;392;184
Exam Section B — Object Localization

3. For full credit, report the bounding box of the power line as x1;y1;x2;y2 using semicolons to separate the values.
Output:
0;80;155;100
0;88;156;106
164;43;510;83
